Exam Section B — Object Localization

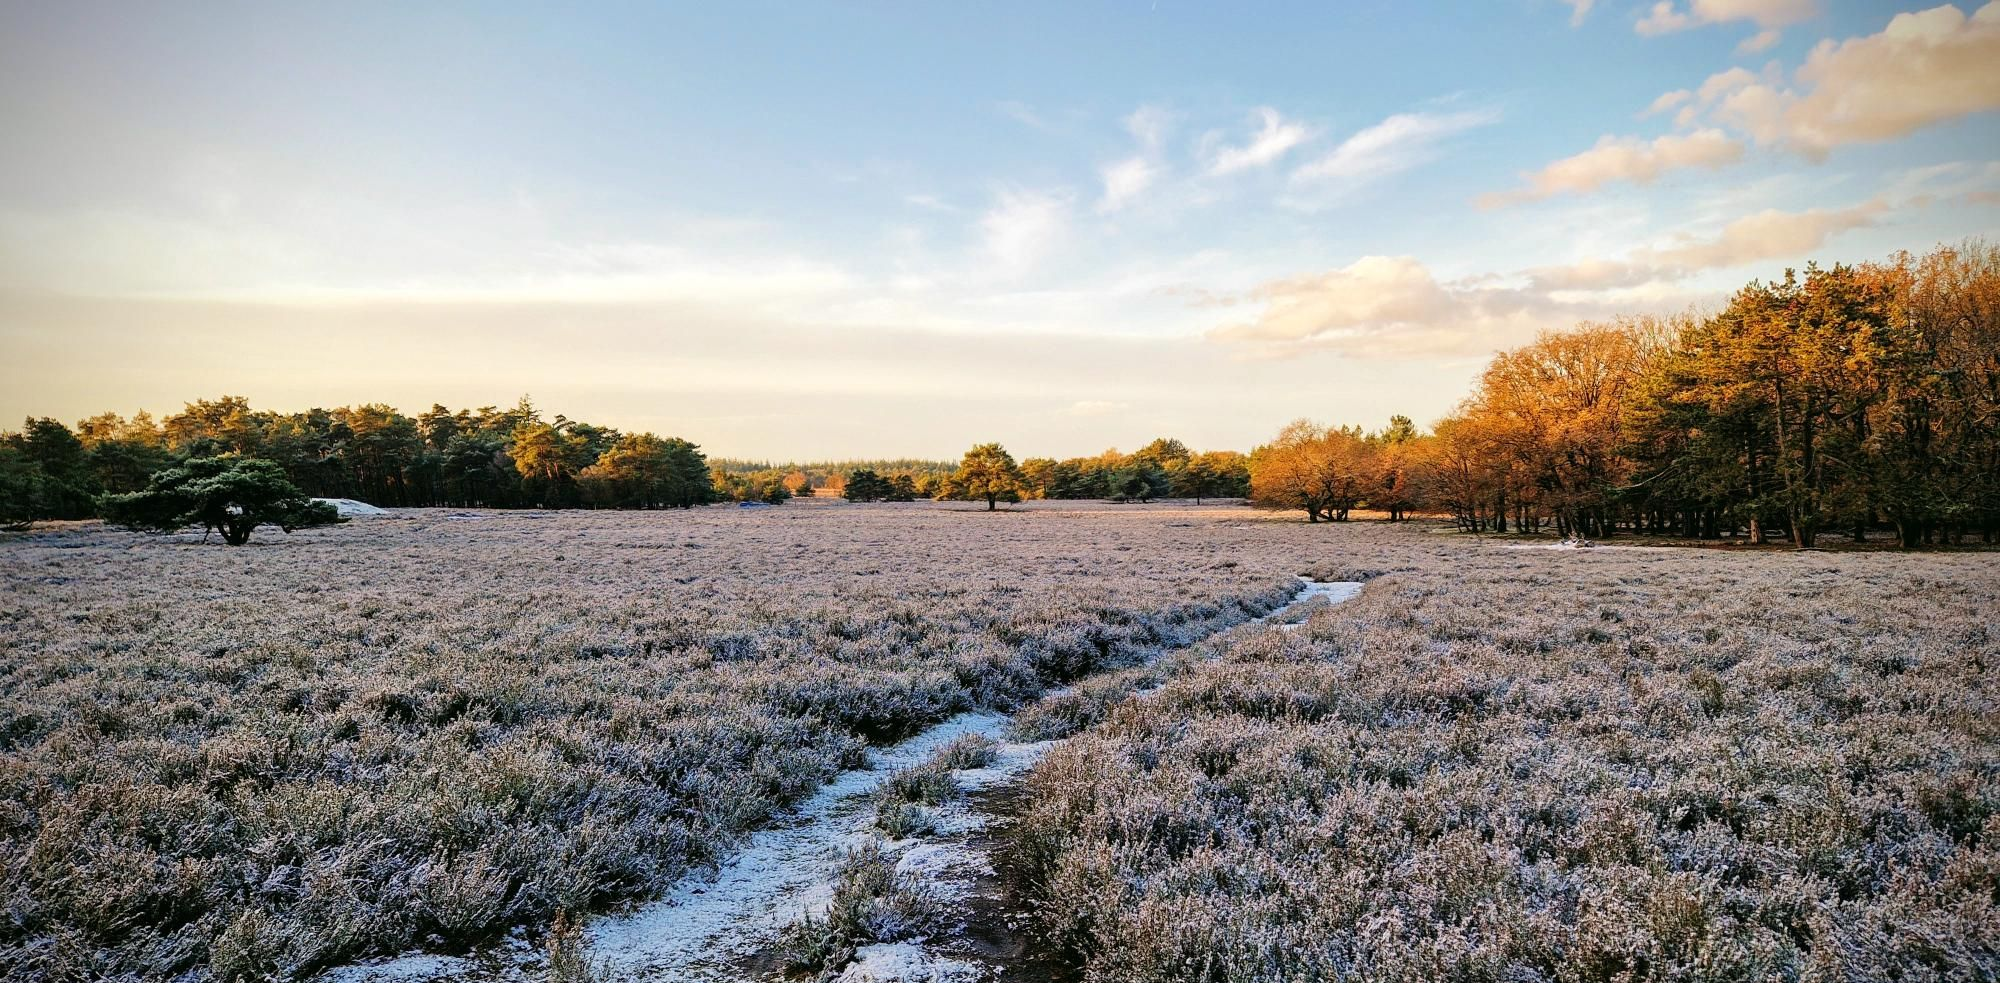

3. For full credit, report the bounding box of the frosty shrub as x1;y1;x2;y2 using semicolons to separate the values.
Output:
543;911;616;983
776;843;945;974
0;501;1312;980
932;732;1000;770
873;760;960;838
1008;538;2000;982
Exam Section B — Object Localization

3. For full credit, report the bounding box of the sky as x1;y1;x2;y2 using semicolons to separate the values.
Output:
1;1;1996;460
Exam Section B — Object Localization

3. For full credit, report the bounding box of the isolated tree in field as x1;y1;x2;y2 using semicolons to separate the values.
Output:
99;457;342;545
950;443;1022;510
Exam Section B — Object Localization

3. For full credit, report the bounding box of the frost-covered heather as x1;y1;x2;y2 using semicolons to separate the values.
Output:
0;500;1320;982
1010;533;2000;982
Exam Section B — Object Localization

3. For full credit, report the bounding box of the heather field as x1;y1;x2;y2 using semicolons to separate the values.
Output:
0;501;1319;981
1010;539;2000;982
2;503;1996;983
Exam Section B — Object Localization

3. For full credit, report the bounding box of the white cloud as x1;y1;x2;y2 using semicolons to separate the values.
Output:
1094;104;1175;214
980;189;1070;273
1562;0;1596;27
1097;157;1157;214
1479;129;1743;207
1642;90;1693;117
1210;188;1905;358
1738;28;1782;52
1206;256;1576;357
1635;0;1819;37
1290;109;1499;190
1205;108;1310;176
1688;2;2000;159
1526;198;1886;289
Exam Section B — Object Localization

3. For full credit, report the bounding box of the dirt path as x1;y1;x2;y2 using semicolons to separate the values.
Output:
324;578;1363;983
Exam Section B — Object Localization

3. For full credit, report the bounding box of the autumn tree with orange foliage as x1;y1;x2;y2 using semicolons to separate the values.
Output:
1255;241;1997;548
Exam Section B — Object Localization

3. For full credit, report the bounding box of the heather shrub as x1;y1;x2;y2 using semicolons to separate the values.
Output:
932;732;999;770
775;843;945;973
543;911;615;983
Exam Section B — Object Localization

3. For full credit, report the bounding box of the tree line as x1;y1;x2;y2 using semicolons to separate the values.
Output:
858;439;1253;511
0;396;721;527
1247;241;1999;547
729;442;1252;505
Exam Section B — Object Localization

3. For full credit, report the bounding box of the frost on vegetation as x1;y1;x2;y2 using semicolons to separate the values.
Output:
1006;546;2000;982
0;504;1314;981
929;733;999;770
775;844;947;977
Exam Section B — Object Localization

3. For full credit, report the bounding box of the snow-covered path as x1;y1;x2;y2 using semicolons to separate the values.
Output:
585;712;1016;979
323;577;1364;983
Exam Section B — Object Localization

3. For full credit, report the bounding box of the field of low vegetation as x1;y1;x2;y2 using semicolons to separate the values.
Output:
1008;529;1999;982
0;501;1327;981
3;503;1994;982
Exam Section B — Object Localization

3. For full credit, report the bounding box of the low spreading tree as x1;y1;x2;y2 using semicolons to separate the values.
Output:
99;457;343;545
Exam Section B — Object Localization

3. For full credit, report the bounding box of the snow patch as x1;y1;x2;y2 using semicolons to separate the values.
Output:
312;498;388;517
317;954;472;983
834;942;980;982
583;712;1012;979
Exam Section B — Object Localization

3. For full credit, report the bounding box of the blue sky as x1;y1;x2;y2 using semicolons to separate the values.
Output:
2;1;1996;458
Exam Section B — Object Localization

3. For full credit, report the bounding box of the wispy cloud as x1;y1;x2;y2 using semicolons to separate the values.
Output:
1634;0;1819;46
1204;108;1310;176
1480;129;1743;207
1525;198;1886;289
1095;104;1176;214
980;189;1071;273
995;100;1048;130
1097;157;1158;214
1125;104;1173;150
904;193;956;213
1288;108;1499;201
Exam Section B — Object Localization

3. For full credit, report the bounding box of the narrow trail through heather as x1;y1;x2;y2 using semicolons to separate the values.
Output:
324;578;1364;983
